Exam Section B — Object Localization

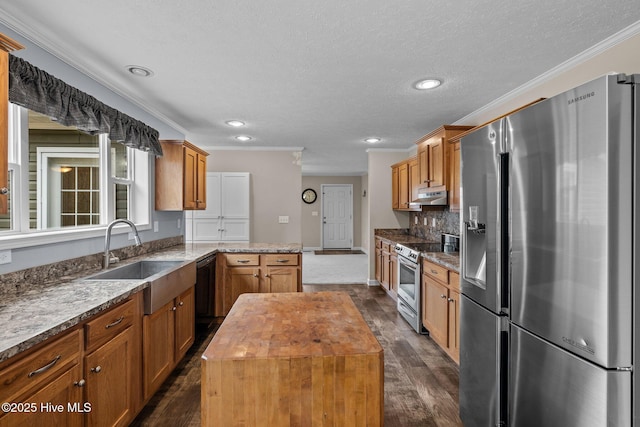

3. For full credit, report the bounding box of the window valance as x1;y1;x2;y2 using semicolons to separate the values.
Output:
8;54;162;156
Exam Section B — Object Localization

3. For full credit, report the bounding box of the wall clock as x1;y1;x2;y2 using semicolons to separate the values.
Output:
302;188;317;204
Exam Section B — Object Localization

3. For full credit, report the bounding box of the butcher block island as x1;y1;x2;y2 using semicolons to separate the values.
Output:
201;292;384;426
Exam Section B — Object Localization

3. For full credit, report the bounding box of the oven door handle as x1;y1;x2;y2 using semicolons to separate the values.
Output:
398;256;419;271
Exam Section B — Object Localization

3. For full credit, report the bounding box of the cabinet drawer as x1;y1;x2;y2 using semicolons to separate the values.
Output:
450;271;460;291
264;254;299;266
423;260;449;285
0;329;82;402
85;298;135;352
225;254;260;266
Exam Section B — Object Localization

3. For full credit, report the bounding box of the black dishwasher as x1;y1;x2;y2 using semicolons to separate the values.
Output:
195;254;216;324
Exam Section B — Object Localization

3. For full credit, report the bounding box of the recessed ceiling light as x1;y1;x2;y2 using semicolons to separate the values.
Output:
364;137;381;143
235;135;252;141
414;78;442;90
126;65;154;77
226;120;245;127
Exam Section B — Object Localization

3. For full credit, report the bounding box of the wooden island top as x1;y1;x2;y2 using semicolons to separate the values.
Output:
201;291;384;426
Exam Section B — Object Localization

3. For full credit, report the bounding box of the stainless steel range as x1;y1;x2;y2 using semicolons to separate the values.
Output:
395;242;441;334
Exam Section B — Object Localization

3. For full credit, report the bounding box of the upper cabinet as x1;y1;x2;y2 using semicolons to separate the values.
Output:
415;125;472;192
155;140;209;211
391;157;420;211
0;34;24;215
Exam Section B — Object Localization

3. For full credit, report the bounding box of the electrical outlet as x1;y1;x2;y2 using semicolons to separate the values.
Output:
153;221;159;232
432;218;436;227
0;249;12;265
177;218;181;229
278;216;289;224
414;216;418;224
423;217;427;226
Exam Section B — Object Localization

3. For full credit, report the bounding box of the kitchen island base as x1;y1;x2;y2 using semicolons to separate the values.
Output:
201;292;383;426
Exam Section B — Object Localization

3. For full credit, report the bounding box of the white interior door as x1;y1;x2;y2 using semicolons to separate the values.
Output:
322;184;352;249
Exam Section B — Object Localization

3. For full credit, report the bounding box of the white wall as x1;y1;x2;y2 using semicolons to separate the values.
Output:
205;149;303;244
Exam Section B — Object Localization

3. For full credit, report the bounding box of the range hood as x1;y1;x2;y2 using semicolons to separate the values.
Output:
412;187;447;205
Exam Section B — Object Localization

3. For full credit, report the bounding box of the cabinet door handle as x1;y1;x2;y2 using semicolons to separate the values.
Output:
91;365;102;373
171;306;177;311
74;379;86;387
448;298;454;302
253;274;259;278
264;274;270;278
440;294;447;299
28;355;61;377
179;301;184;307
105;316;124;329
0;187;7;195
237;259;250;263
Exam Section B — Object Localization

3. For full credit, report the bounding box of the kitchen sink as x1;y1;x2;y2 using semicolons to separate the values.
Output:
85;259;196;314
86;260;186;281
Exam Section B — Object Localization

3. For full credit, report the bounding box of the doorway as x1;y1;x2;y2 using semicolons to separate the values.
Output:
321;184;353;249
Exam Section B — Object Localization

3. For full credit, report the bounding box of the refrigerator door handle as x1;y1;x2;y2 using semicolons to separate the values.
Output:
498;151;510;313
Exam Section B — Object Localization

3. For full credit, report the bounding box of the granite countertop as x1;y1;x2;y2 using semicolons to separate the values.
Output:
374;229;460;273
0;242;302;363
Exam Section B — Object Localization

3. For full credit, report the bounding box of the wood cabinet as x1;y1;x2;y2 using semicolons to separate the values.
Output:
391;157;420;211
142;287;194;399
374;237;398;296
0;34;23;215
415;125;472;196
0;329;84;427
83;295;142;427
449;141;462;211
216;253;302;316
422;260;461;363
155;140;209;211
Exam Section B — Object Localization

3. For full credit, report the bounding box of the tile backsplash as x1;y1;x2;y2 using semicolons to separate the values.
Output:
409;208;460;241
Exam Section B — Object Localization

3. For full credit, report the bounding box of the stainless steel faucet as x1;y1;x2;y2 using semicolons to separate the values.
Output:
104;219;142;269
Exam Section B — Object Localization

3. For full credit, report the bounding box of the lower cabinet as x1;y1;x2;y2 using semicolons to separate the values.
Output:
0;293;144;427
83;295;141;427
422;261;460;364
374;237;398;296
216;253;302;315
143;286;195;400
0;330;84;427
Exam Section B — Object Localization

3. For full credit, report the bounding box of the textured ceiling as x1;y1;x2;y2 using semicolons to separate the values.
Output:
1;1;640;175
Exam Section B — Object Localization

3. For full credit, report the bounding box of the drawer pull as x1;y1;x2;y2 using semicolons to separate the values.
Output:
237;259;251;263
28;355;62;378
105;316;125;329
276;259;290;263
430;269;438;274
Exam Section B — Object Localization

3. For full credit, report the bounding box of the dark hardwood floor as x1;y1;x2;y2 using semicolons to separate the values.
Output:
131;284;463;426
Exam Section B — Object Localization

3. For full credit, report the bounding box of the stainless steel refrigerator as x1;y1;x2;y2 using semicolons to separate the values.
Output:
459;73;639;427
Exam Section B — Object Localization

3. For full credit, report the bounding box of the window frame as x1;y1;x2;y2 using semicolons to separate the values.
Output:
0;104;152;250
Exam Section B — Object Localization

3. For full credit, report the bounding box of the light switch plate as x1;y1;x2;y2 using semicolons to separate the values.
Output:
423;217;427;226
278;216;289;224
414;216;418;224
312;211;318;216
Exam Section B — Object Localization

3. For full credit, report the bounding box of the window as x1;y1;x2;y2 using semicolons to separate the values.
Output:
0;105;151;243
